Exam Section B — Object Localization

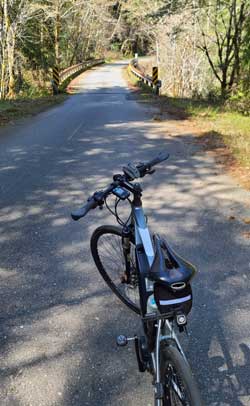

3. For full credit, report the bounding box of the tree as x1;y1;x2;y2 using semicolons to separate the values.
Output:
199;0;249;97
0;0;42;98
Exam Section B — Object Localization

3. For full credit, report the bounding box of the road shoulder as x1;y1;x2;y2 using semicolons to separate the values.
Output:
0;94;68;129
124;66;250;191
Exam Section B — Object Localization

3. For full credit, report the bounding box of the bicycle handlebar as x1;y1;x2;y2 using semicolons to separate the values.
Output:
71;151;169;221
71;199;98;221
71;185;115;221
136;151;169;178
146;151;169;169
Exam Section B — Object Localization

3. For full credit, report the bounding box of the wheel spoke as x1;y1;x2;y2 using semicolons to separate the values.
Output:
163;363;191;406
96;231;140;309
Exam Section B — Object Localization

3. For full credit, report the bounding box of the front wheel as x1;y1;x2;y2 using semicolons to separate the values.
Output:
160;345;203;406
90;225;140;314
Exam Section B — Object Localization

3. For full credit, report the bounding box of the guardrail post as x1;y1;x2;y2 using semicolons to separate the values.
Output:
52;66;60;95
129;59;162;96
152;66;159;95
51;79;58;95
50;59;104;94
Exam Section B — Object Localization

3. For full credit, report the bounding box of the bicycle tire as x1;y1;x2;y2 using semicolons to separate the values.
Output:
160;345;203;406
90;225;140;314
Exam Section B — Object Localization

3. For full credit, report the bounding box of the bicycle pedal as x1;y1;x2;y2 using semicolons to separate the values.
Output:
116;335;136;347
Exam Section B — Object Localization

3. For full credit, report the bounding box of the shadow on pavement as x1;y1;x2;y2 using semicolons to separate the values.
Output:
0;83;250;405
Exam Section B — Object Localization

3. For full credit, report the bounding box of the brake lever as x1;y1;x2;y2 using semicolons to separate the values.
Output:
92;191;105;206
123;163;140;180
140;168;155;177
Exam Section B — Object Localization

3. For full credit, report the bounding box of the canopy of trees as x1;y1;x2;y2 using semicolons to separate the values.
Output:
0;0;249;100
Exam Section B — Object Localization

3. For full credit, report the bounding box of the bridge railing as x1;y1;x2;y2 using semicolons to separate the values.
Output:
52;59;105;94
60;59;104;83
129;59;161;95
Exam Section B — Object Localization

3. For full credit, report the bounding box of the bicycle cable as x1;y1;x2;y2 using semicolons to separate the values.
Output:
114;198;132;227
105;195;132;227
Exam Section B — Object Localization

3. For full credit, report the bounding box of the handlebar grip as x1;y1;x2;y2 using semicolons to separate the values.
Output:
71;199;97;221
148;151;169;168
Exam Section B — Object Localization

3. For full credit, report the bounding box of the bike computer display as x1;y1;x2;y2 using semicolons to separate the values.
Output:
112;186;130;200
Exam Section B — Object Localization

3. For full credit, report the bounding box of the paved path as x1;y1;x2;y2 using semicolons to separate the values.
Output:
0;61;250;406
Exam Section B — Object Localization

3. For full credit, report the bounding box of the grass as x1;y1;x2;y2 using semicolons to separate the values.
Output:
161;97;223;119
125;66;250;175
163;97;250;169
124;67;157;102
124;67;140;87
209;112;250;168
0;94;67;127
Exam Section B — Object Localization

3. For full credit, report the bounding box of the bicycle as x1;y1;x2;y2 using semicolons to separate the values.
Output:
71;152;203;405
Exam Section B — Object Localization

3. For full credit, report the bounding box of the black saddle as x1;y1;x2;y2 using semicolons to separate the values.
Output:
148;235;196;288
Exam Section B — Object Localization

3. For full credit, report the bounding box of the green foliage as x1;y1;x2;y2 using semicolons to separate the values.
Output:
0;94;67;126
1;0;250;101
199;0;250;97
21;18;54;71
110;43;121;52
226;91;250;116
18;83;51;99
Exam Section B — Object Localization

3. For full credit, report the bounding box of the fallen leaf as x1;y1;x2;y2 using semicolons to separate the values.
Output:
153;115;162;121
228;215;236;220
241;231;250;239
242;218;250;224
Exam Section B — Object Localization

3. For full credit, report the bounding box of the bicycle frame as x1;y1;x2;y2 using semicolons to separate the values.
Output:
132;205;154;314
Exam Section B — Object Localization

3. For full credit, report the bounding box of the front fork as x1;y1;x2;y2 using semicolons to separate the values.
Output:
122;227;131;283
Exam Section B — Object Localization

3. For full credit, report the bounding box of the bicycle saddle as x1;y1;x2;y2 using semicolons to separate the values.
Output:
148;235;196;288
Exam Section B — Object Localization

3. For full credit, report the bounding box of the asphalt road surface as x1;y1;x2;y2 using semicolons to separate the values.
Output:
1;61;250;406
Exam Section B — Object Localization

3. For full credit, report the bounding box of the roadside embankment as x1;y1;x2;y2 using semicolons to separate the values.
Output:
125;64;250;190
0;95;67;128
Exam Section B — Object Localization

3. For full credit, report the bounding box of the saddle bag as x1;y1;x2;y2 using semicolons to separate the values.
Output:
154;282;192;316
149;234;195;317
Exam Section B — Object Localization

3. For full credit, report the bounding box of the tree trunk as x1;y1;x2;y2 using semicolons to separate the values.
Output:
7;31;16;99
54;0;60;67
0;55;6;100
221;72;228;98
0;0;8;99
